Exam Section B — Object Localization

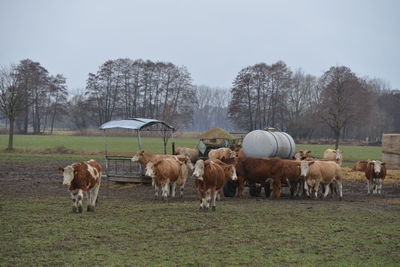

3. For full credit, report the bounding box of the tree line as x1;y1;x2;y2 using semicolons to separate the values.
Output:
1;58;399;151
228;61;399;148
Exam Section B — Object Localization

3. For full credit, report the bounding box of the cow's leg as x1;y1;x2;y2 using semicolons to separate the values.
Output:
367;180;371;194
86;189;93;211
272;178;281;198
313;181;319;199
322;183;330;199
378;179;383;194
88;183;100;211
373;179;378;194
237;176;245;197
161;183;169;200
211;189;218;211
337;180;343;200
77;189;84;213
304;181;310;198
179;183;185;198
204;190;211;210
154;184;160;199
71;192;78;213
170;182;176;198
297;180;304;197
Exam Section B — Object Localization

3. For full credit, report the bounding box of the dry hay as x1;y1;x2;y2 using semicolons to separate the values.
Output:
341;167;400;184
200;127;234;139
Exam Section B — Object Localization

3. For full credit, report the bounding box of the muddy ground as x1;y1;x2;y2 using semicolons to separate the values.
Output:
1;160;400;209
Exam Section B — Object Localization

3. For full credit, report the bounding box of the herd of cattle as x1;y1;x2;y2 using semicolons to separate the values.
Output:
58;147;387;213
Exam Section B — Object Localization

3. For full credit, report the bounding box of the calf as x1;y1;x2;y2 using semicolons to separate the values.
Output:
352;161;368;172
281;159;303;198
173;147;199;164
299;160;343;200
365;160;386;194
145;156;191;199
192;159;237;211
208;147;237;160
293;150;312;160
323;149;343;166
59;159;102;213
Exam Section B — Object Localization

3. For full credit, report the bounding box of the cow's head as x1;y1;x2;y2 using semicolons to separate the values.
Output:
293;150;304;160
369;160;385;175
299;160;314;178
59;165;74;186
131;150;144;162
229;150;237;159
192;160;205;181
334;149;343;160
227;165;238;181
145;162;155;178
175;155;194;171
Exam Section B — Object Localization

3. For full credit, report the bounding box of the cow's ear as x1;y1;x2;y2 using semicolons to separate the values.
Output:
139;150;144;154
58;167;64;172
382;162;386;166
309;161;315;165
307;150;311;153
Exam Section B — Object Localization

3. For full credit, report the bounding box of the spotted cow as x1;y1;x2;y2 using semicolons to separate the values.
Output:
59;159;102;213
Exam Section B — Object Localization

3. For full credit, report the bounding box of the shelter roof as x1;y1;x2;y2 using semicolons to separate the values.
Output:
99;118;175;131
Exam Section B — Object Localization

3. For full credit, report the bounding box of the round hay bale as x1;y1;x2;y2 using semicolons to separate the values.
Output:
382;133;400;169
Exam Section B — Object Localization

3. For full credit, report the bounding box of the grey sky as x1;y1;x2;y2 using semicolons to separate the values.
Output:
1;0;399;91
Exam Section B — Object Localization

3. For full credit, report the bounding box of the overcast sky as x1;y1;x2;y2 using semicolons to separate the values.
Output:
1;0;399;91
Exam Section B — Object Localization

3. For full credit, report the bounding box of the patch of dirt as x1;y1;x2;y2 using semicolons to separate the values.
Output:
1;161;399;210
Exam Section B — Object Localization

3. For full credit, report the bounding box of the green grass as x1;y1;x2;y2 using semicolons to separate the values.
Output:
0;134;198;154
1;196;399;266
0;135;382;165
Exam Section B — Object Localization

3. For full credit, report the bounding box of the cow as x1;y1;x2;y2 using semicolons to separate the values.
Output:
58;159;102;213
352;161;368;172
293;150;312;160
235;157;285;198
299;160;343;200
365;160;386;194
208;147;237;160
145;156;191;200
281;159;303;198
323;149;343;166
131;150;193;170
173;147;199;164
192;159;237;211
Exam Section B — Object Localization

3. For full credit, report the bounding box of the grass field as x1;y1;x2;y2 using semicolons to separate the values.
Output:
0;134;399;266
1;195;399;266
0;134;383;165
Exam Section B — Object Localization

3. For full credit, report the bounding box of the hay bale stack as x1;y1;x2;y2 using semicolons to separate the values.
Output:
200;127;234;145
382;133;400;169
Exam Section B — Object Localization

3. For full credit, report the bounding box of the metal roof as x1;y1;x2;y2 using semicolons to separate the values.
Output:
99;118;175;131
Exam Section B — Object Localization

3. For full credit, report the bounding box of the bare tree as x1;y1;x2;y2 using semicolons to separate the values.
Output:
319;66;371;149
0;66;27;151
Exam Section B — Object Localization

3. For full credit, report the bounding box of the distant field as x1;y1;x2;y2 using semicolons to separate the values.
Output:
0;134;382;165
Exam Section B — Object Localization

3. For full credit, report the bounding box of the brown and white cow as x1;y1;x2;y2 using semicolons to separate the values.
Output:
173;147;199;164
352;161;368;172
145;156;191;200
208;147;237;161
365;160;386;194
323;149;343;166
132;150;193;171
293;150;312;161
192;159;237;211
59;159;102;213
299;160;343;200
